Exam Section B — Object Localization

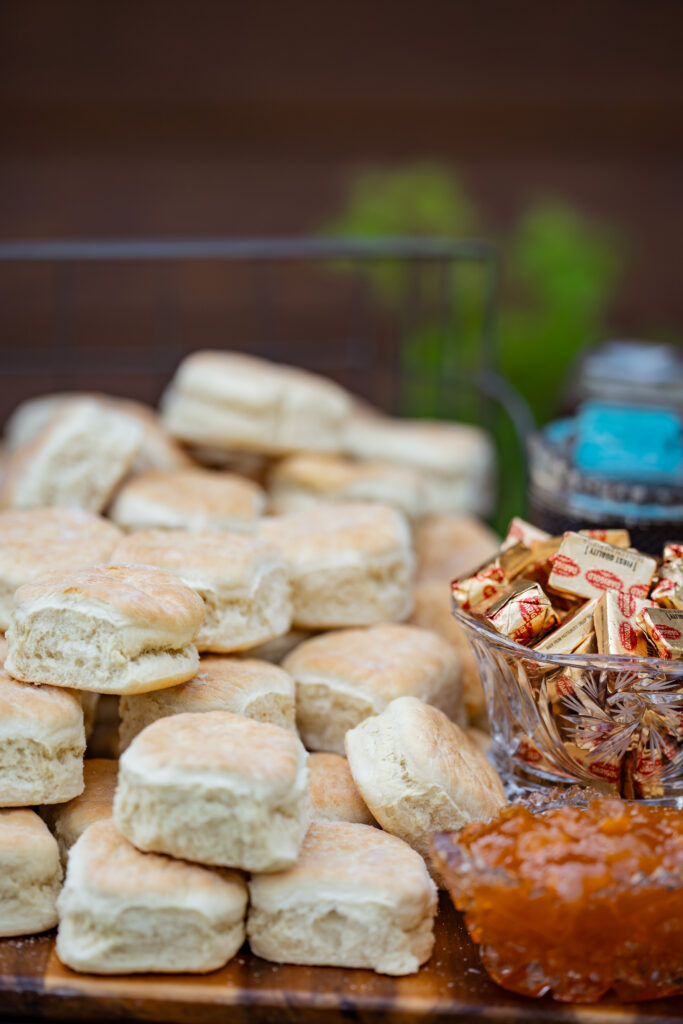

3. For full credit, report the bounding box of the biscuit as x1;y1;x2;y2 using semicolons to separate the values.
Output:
345;697;506;882
4;392;192;473
409;578;487;726
41;759;118;866
247;821;437;975
414;514;500;583
0;507;121;629
0;671;84;805
308;753;375;825
5;564;204;695
0;809;62;936
0;398;144;512
109;468;265;533
119;655;296;750
114;711;309;871
161;350;352;455
259;503;414;629
57;820;247;974
344;410;495;517
268;453;426;522
112;530;291;652
283;623;465;754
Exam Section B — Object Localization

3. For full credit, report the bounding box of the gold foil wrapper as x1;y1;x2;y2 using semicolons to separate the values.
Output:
547;532;657;602
451;563;507;612
544;665;585;703
640;608;683;660
564;743;623;785
663;541;683;563
485;579;560;645
594;591;653;657
651;562;683;610
526;536;562;564
518;538;572;611
515;735;559;774
502;517;551;549
533;597;599;655
575;632;597;655
579;528;631;548
451;542;534;611
499;542;536;580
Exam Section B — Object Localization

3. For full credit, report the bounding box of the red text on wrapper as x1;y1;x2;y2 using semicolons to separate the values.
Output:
653;624;682;643
550;554;580;578
585;568;623;593
588;760;621;783
618;621;639;652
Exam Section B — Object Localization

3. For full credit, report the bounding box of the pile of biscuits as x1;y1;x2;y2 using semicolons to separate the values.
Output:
0;350;504;978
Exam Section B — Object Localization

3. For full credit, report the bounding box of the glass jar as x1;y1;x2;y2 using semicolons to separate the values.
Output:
528;423;683;556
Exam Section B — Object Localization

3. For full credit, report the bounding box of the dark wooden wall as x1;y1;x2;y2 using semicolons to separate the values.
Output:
0;0;681;413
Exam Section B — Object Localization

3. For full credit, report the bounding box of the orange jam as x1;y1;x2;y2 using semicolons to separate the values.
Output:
432;796;683;1002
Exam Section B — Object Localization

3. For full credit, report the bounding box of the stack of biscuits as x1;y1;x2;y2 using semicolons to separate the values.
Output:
0;350;505;978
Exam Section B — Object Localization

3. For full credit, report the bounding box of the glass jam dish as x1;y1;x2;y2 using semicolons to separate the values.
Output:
432;793;683;1002
451;603;683;807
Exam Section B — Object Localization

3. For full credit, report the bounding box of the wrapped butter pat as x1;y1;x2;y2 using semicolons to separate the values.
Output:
548;532;656;602
484;579;560;645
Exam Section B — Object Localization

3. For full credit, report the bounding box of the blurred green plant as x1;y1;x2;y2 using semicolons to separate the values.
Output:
504;201;622;423
321;164;624;526
323;163;623;424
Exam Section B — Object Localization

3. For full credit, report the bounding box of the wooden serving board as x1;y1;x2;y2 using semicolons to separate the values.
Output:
1;896;681;1024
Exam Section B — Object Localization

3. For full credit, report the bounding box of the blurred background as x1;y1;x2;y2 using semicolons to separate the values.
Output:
1;0;682;525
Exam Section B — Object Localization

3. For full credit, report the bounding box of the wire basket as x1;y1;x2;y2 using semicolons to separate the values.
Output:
0;237;532;528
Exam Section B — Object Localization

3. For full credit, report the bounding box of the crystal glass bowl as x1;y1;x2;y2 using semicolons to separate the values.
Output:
452;604;683;806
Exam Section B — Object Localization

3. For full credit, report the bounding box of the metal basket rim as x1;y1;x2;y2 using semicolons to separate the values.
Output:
0;236;499;263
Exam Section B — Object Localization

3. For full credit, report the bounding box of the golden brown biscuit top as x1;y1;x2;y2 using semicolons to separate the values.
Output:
123;710;304;787
308;752;373;822
0;508;121;582
13;564;205;635
113;529;283;580
53;759;118;838
172;350;351;411
0;808;58;857
345;410;493;475
414;514;500;582
270;454;421;495
0;670;83;732
384;697;506;815
259;502;411;561
113;468;264;520
154;656;292;710
283;623;457;701
73;820;245;903
250;821;436;916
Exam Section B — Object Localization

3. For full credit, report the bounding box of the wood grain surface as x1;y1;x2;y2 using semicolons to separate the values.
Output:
1;896;681;1024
